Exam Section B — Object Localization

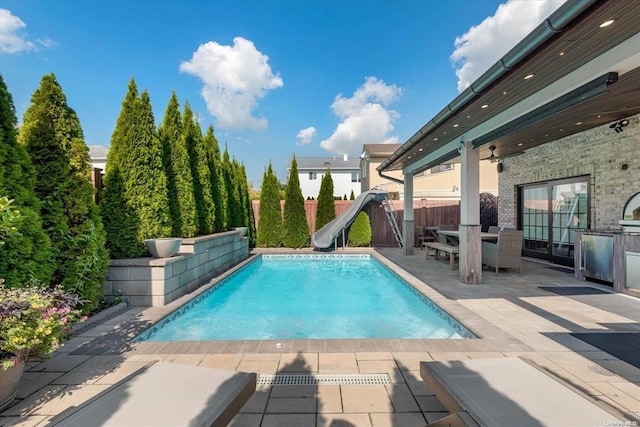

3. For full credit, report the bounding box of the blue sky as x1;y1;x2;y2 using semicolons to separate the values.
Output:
0;0;563;187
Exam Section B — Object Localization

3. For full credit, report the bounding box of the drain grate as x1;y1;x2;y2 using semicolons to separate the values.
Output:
587;365;616;377
257;373;392;386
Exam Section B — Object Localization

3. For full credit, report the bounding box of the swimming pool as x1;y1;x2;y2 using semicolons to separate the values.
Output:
136;254;473;341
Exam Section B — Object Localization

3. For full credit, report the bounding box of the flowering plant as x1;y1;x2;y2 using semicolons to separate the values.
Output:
0;280;86;370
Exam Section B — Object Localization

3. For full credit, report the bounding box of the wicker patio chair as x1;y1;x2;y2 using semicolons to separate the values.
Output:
482;229;524;275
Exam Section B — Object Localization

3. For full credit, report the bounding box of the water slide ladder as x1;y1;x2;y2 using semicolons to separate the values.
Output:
381;197;403;248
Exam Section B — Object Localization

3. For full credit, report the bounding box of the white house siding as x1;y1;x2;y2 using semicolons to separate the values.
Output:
298;171;361;199
498;113;640;229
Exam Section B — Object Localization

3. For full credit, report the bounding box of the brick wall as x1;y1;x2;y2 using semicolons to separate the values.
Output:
498;113;640;229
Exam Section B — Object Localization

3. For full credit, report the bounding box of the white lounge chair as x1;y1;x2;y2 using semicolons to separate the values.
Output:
420;357;624;427
49;361;257;427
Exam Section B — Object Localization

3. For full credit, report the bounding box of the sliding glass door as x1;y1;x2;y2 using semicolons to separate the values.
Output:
519;176;589;266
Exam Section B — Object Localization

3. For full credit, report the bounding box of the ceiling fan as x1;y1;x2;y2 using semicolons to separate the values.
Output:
486;145;499;163
483;144;525;163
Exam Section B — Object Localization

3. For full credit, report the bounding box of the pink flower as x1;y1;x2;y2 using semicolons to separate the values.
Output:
81;315;88;322
61;317;68;324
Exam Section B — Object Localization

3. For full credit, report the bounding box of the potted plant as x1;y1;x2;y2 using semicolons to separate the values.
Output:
145;237;183;258
0;282;86;411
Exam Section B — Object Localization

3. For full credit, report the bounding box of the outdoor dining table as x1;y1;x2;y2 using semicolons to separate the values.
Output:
437;230;499;246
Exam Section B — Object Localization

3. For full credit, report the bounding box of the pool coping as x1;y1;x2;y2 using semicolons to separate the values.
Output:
70;249;517;356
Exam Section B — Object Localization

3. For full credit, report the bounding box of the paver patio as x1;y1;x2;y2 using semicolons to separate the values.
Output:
1;247;639;426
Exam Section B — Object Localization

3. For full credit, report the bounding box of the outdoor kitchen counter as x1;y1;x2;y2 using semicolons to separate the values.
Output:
575;230;640;297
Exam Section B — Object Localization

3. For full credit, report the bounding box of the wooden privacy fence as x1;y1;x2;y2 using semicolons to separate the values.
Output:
251;199;460;247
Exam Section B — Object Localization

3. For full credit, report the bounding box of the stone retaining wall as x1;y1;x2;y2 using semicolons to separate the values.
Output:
104;231;249;306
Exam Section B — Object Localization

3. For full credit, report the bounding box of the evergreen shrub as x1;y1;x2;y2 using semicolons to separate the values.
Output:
348;212;372;247
0;75;53;286
315;169;335;230
283;156;309;248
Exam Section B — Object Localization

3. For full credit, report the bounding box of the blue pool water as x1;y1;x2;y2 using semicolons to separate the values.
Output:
138;255;472;341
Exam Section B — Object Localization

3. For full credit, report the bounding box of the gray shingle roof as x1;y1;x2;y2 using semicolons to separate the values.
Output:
88;145;109;159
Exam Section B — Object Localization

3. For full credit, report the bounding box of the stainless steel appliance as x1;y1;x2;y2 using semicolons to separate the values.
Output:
580;234;614;283
626;252;640;290
620;192;640;233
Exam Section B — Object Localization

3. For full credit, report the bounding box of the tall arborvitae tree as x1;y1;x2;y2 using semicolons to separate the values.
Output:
223;147;243;227
283;156;309;248
0;74;53;287
102;79;171;258
350;190;355;200
101;78;142;257
99;163;139;259
315;169;335;230
184;103;215;235
257;163;283;247
127;90;172;241
239;163;256;246
159;93;197;237
18;74;108;310
158;92;188;236
203;125;227;232
232;157;248;228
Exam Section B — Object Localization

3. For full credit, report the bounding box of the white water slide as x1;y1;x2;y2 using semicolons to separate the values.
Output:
311;190;389;249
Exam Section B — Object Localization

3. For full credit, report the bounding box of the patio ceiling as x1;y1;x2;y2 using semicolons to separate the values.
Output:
381;0;640;174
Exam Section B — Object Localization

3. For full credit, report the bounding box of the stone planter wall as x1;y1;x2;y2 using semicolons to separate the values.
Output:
104;231;249;307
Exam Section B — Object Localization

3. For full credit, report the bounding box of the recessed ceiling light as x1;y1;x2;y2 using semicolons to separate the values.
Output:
559;52;565;56
433;137;438;141
481;104;489;109
453;124;459;128
518;143;523;146
524;74;534;80
560;128;564;132
576;121;582;125
467;115;471;119
597;115;602;118
418;148;423;152
408;156;412;159
599;19;616;28
503;91;508;95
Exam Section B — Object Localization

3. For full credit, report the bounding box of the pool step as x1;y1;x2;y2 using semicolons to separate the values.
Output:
257;373;391;386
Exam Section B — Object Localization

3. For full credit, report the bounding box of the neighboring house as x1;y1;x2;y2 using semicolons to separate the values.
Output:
88;145;109;172
293;155;361;199
87;145;109;202
377;1;640;294
360;143;498;200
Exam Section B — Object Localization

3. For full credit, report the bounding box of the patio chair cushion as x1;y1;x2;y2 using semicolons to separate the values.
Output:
48;361;257;427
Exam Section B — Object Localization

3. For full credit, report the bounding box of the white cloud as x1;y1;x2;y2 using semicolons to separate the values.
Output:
451;0;565;92
296;126;316;145
179;37;283;130
0;8;35;53
320;77;401;155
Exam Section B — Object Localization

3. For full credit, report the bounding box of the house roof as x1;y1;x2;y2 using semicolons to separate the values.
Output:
380;0;640;173
293;157;361;171
88;145;109;159
363;144;401;157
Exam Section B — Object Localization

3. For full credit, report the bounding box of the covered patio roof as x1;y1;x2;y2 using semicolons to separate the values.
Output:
379;0;640;175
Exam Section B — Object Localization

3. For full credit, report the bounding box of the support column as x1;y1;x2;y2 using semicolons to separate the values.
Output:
459;142;482;284
403;171;414;255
